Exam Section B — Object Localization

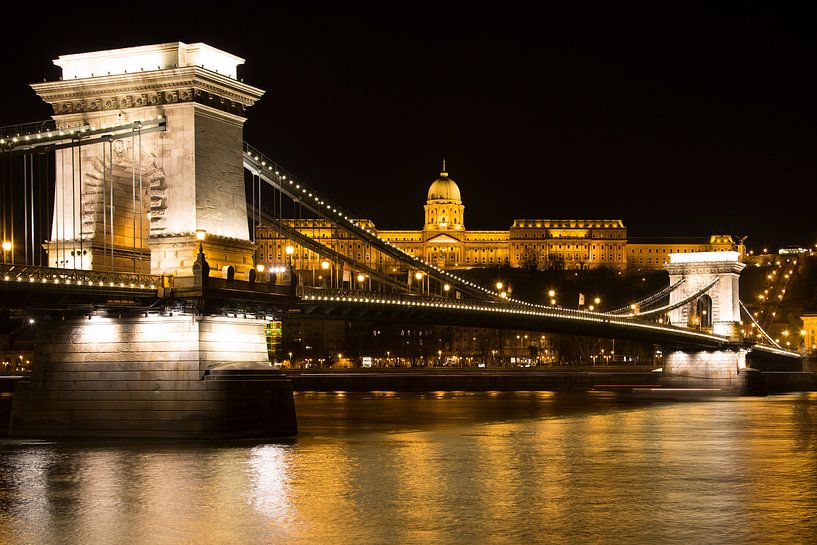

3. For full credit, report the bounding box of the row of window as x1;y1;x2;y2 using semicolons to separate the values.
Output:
630;247;709;254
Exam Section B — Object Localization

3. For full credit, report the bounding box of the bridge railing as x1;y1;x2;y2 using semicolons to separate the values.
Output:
0;264;161;290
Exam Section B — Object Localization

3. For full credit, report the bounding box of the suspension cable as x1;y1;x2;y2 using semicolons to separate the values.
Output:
132;132;137;272
23;154;28;264
607;278;686;314
631;277;720;318
109;139;114;271
78;137;83;268
739;300;781;349
103;139;107;270
138;125;143;271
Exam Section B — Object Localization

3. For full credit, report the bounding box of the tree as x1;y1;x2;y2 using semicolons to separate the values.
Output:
520;248;539;271
544;254;565;271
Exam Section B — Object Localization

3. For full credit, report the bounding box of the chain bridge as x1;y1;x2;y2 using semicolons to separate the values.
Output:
0;42;802;438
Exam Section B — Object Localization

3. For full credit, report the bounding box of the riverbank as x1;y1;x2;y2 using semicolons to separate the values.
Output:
283;366;661;392
283;366;817;393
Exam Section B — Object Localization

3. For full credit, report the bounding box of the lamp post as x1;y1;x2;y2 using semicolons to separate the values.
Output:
1;241;10;264
443;283;451;297
321;260;331;288
415;271;424;295
357;273;365;290
285;244;295;266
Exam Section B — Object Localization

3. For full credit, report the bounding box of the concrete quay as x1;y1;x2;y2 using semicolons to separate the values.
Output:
283;367;661;392
283;366;817;395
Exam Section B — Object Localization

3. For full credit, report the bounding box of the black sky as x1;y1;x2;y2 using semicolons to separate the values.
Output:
1;8;813;250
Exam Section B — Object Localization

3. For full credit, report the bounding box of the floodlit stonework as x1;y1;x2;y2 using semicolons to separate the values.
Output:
32;42;264;277
256;164;629;274
666;251;745;338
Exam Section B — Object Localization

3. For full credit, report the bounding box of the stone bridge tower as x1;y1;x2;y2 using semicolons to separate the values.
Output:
665;251;745;339
32;42;264;277
10;43;297;440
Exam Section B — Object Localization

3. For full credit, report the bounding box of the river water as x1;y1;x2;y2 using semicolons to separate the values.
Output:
1;391;816;545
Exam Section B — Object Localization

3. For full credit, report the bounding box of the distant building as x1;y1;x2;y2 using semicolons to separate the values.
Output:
627;235;745;271
256;163;627;273
255;164;741;275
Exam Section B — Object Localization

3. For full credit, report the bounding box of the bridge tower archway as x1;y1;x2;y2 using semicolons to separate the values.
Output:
694;294;713;329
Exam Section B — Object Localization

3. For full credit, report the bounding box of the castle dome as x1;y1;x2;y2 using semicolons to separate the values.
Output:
427;160;461;202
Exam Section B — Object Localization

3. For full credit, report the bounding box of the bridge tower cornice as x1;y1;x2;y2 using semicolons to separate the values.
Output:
31;67;264;120
665;261;746;277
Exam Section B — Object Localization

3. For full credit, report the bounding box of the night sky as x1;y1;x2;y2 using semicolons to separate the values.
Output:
1;9;813;250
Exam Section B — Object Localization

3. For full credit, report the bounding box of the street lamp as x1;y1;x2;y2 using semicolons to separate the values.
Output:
415;271;424;294
1;241;10;264
443;283;451;296
285;244;295;266
496;281;504;291
357;273;365;289
321;260;331;288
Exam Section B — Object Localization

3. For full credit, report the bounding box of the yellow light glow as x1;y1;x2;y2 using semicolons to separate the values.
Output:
357;274;365;283
443;284;451;292
496;282;504;290
548;289;556;297
321;260;330;270
285;245;295;255
195;229;206;241
1;241;10;251
256;264;265;272
415;272;423;280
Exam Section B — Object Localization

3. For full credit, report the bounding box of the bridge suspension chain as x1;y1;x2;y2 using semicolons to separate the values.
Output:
258;210;407;292
243;143;510;303
605;278;686;315
739;300;782;349
629;277;720;319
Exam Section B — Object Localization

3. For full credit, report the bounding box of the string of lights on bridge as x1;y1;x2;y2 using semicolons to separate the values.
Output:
0;116;166;152
297;288;731;345
1;267;157;291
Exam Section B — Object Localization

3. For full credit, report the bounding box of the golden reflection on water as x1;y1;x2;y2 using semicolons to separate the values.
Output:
1;393;816;544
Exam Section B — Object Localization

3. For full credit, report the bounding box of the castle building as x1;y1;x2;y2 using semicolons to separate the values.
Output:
254;163;739;276
627;235;745;271
377;163;627;270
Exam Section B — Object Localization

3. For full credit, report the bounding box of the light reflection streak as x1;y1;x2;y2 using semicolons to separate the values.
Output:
247;444;296;529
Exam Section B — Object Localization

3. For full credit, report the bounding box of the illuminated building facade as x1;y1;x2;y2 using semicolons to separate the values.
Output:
627;235;745;271
255;164;628;274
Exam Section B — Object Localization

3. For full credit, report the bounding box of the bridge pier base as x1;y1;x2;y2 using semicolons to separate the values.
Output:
661;349;753;392
661;349;758;394
10;314;297;438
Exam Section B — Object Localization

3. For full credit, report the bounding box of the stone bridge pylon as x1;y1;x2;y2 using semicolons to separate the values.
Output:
32;42;264;277
665;251;745;340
